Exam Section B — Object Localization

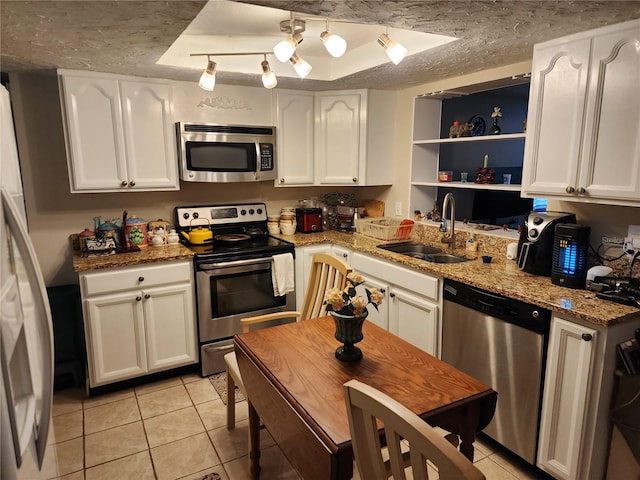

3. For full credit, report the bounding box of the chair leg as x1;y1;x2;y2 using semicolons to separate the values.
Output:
226;371;236;429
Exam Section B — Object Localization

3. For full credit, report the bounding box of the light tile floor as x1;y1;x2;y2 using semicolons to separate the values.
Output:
38;374;551;479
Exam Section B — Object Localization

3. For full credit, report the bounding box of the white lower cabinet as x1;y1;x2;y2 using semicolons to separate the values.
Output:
537;317;596;479
79;260;197;387
356;275;389;331
351;252;440;356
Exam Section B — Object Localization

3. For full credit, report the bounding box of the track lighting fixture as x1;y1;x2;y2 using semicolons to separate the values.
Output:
320;21;347;58
261;55;277;89
198;57;217;91
289;53;312;79
273;32;303;63
377;33;408;65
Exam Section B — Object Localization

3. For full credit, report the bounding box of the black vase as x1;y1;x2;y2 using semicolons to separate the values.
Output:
331;311;367;362
489;117;501;135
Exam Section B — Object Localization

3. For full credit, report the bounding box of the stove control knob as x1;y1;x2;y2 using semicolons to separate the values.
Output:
193;212;199;219
257;208;263;215
183;213;189;219
249;209;255;215
529;229;539;238
240;209;247;216
532;216;543;225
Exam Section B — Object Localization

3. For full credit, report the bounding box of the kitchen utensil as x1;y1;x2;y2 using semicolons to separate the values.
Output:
243;226;267;238
180;218;213;244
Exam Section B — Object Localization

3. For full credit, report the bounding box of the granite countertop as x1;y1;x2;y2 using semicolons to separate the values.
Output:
73;244;194;272
273;229;640;328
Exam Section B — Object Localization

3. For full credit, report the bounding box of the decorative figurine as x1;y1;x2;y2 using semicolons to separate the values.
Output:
475;154;496;184
449;120;473;138
489;106;502;135
430;202;441;222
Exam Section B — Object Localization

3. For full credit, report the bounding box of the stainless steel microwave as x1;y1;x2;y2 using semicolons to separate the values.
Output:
176;122;277;183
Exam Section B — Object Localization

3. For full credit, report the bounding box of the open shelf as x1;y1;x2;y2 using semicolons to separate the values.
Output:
411;181;521;191
413;133;526;145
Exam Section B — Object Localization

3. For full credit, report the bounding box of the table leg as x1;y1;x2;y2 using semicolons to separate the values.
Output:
458;402;481;462
248;400;261;479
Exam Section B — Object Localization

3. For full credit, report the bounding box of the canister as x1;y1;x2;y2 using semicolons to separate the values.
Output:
125;215;148;247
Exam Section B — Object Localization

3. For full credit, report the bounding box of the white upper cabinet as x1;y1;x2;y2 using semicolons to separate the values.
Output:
522;19;640;206
276;89;395;187
59;70;178;193
316;91;365;185
276;91;315;185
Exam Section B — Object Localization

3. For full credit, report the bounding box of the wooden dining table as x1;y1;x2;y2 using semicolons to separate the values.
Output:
234;316;497;480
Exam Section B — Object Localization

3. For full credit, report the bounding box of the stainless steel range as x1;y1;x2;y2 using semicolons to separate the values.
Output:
175;203;296;376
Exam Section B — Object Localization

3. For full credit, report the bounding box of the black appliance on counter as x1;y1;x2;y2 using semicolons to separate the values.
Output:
551;224;591;289
517;211;576;276
174;203;296;376
592;277;640;309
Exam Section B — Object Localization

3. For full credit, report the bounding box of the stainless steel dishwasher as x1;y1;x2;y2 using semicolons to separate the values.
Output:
441;279;550;465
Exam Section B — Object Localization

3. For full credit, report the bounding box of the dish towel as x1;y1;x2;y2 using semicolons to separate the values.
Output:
271;253;295;297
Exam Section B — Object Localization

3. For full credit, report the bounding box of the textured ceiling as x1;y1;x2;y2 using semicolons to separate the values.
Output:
2;1;640;91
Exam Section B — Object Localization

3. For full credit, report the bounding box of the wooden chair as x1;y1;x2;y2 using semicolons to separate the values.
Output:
224;253;352;428
343;379;485;480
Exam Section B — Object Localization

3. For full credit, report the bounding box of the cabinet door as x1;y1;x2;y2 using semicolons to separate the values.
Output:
316;91;365;185
356;276;389;331
522;38;591;197
537;317;596;480
85;291;146;386
120;81;179;190
388;287;439;356
276;91;315;185
143;283;197;372
579;24;640;201
60;75;127;192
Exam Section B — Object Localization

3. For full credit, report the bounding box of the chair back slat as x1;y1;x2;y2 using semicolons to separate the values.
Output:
300;253;351;321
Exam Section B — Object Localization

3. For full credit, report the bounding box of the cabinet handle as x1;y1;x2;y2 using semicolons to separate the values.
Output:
121;180;128;187
582;333;593;342
389;292;396;298
280;178;285;183
144;293;151;299
136;296;142;302
138;276;144;282
565;186;575;194
380;288;386;294
342;253;348;258
577;187;586;194
129;181;136;187
352;177;358;183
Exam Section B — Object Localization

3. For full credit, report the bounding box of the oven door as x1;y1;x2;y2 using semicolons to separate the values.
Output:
196;256;295;344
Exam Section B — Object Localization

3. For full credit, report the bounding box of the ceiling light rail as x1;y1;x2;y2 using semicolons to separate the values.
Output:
417;90;471;100
191;52;278;91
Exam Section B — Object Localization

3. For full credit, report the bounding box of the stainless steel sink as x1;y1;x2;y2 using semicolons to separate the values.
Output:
378;242;471;263
377;242;443;256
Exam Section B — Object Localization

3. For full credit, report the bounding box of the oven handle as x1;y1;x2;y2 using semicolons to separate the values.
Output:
203;343;235;354
198;256;274;270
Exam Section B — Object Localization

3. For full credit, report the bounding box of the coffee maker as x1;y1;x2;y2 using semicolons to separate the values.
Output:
517;211;576;276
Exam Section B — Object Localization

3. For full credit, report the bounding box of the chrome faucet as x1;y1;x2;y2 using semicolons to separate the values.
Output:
439;192;456;248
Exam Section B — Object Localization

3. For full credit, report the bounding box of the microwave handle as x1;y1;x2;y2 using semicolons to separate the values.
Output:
254;142;261;180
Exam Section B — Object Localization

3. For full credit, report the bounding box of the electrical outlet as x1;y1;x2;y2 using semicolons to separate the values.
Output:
395;201;402;216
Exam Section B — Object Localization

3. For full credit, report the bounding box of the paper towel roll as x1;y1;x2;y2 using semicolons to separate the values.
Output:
506;242;518;260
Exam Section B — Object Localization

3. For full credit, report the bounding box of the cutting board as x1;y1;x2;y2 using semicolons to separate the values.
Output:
362;199;385;217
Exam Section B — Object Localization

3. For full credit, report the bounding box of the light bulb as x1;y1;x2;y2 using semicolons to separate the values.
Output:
273;32;303;63
320;31;347;58
290;54;312;79
198;60;216;91
261;60;278;89
377;33;408;65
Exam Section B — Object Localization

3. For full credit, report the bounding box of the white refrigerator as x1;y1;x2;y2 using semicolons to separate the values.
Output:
1;84;55;478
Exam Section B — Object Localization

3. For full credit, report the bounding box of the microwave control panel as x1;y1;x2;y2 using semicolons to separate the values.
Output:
259;143;274;171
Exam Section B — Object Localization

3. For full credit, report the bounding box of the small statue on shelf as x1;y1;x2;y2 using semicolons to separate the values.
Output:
489;106;502;135
449;120;473;138
430;202;441;222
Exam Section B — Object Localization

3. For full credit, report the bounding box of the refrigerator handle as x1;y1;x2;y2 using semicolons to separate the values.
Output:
1;187;54;469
